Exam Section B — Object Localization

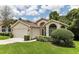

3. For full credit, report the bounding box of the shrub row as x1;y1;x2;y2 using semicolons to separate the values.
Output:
0;32;13;38
36;35;52;42
0;33;9;36
36;29;75;48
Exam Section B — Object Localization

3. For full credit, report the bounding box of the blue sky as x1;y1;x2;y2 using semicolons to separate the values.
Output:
8;5;79;21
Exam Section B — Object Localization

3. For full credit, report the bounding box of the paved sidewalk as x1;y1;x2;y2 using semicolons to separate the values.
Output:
0;38;36;45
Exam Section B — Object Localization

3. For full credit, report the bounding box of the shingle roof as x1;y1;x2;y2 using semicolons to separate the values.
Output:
20;20;39;27
36;18;48;23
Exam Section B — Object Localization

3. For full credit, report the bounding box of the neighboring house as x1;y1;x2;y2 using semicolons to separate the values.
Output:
0;20;11;33
0;18;68;38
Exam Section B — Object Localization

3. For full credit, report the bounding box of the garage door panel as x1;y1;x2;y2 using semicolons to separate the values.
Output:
12;22;29;38
13;29;28;38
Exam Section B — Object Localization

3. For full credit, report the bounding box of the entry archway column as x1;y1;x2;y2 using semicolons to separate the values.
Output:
46;25;49;36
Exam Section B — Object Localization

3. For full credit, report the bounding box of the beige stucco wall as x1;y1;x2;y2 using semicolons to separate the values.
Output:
30;27;41;38
12;22;30;38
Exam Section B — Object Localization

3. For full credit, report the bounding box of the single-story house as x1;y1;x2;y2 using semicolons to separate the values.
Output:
0;18;68;38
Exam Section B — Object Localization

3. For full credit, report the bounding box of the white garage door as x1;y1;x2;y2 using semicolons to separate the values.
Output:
12;23;29;38
13;29;28;38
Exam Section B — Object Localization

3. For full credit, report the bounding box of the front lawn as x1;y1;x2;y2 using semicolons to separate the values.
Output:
0;36;9;40
0;41;79;54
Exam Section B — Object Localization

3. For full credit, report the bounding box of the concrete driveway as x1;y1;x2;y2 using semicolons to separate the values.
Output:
0;38;36;45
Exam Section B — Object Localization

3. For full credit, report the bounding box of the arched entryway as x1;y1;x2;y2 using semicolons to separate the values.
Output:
49;24;57;36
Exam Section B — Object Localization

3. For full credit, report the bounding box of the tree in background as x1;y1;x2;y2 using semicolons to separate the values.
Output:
69;19;79;40
0;6;13;27
49;11;71;25
66;8;79;22
49;11;59;20
59;16;72;25
49;8;79;25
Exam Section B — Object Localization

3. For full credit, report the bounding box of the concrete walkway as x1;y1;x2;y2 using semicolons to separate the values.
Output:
0;38;36;45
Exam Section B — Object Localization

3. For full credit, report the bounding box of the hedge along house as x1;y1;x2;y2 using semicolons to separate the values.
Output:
10;18;68;39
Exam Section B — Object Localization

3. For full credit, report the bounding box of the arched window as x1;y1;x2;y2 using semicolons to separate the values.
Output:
49;24;57;36
40;22;45;27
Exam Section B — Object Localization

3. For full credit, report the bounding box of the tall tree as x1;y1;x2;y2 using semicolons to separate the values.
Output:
49;11;59;20
69;19;79;40
0;6;13;27
66;8;79;21
59;16;72;25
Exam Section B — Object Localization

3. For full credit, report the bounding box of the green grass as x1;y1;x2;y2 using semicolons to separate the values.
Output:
0;41;79;54
0;36;9;40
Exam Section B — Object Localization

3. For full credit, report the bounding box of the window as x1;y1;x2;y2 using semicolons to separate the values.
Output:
2;26;6;32
40;22;45;27
8;27;11;32
49;24;57;36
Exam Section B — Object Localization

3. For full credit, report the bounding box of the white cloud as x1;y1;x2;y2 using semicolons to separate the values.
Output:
12;16;18;19
12;16;28;20
39;8;46;13
21;17;28;20
40;5;63;14
19;11;25;16
9;5;64;17
32;17;41;22
46;16;49;19
9;6;20;16
9;5;39;16
41;5;53;10
41;5;62;10
70;5;79;10
38;5;61;14
26;5;38;12
25;5;40;16
26;10;39;16
0;5;68;21
16;5;30;10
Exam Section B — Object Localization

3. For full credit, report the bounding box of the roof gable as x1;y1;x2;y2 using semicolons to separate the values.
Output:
11;20;30;28
44;19;69;27
36;18;48;23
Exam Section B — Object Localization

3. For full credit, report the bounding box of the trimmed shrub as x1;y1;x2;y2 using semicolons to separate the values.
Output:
0;33;9;36
36;35;52;42
24;35;30;41
51;29;75;47
0;33;13;38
